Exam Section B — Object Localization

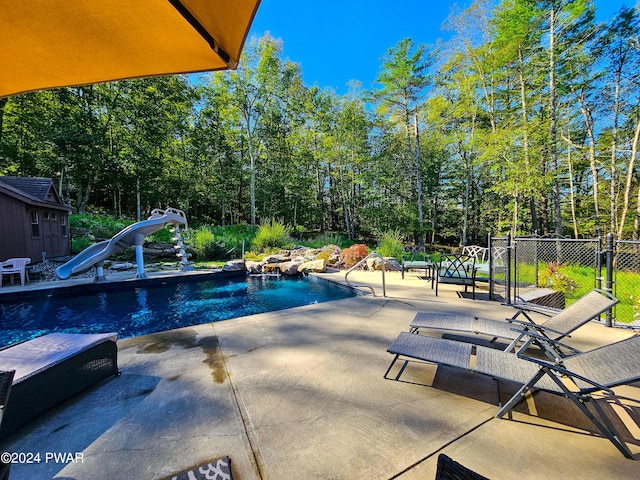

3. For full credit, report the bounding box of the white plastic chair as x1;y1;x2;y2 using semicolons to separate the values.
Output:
0;258;31;287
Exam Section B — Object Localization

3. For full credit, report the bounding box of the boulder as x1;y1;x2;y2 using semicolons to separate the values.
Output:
245;261;263;274
298;259;326;273
262;262;282;273
278;261;300;275
366;257;402;271
223;260;245;272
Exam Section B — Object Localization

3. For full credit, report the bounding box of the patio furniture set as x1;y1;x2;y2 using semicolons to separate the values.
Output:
401;245;501;300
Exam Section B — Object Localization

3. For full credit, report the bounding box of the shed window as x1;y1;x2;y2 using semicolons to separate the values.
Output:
31;211;40;237
61;215;67;237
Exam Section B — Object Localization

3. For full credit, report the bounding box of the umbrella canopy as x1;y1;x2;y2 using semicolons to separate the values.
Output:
0;0;261;97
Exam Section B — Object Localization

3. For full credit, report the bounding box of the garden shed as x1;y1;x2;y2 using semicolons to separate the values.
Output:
0;176;72;262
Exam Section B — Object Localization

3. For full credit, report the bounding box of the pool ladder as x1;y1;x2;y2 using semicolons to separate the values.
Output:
344;253;386;297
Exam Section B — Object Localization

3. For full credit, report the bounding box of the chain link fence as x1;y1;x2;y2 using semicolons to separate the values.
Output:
487;234;639;330
613;239;640;329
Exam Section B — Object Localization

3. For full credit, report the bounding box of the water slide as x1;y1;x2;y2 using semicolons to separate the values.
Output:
56;208;188;280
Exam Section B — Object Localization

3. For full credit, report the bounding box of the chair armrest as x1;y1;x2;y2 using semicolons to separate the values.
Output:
505;318;566;336
510;328;582;355
515;354;611;394
511;301;560;317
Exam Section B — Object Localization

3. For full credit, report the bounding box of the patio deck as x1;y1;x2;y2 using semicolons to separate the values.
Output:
0;269;638;479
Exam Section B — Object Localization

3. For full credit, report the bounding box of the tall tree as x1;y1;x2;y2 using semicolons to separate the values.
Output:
370;38;436;244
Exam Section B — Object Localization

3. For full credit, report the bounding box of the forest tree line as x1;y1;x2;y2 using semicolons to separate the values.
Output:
0;0;639;246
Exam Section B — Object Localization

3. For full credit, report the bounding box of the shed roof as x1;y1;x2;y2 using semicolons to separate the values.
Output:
0;176;72;212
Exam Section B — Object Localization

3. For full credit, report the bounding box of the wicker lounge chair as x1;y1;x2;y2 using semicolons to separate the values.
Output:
409;289;618;360
385;332;640;459
0;332;119;440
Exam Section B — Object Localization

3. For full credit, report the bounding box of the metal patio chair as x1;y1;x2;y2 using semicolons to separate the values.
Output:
434;253;477;299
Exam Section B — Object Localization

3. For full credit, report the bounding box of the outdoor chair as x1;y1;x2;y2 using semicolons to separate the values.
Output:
461;245;488;263
385;332;640;459
0;257;31;287
401;245;433;279
409;289;618;360
434;253;477;299
0;332;119;440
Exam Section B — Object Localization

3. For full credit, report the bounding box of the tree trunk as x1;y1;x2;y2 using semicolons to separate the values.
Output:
0;97;7;145
414;113;424;244
136;176;141;221
549;3;562;236
618;118;640;239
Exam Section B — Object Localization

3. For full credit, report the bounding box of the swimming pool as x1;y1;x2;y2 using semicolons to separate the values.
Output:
0;274;357;347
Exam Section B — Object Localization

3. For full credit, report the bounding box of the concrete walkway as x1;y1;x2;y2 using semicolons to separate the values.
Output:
0;270;638;479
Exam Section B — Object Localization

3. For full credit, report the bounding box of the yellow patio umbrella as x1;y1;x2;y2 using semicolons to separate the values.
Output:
0;0;261;97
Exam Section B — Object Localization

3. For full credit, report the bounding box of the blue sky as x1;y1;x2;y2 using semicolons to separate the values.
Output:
247;0;637;95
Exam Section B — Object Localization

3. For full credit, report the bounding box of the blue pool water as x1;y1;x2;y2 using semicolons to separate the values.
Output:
0;275;357;347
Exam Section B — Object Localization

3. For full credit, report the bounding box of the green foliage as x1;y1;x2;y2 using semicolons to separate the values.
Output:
376;229;404;260
187;226;240;261
70;213;131;239
148;226;175;243
71;236;94;254
315;244;341;264
251;219;292;252
302;233;347;249
538;262;579;295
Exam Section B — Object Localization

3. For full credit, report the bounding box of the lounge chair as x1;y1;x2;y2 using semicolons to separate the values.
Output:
0;257;31;287
0;332;119;440
409;289;618;360
385;332;640;459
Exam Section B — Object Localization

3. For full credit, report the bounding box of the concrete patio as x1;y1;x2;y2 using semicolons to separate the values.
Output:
0;269;638;479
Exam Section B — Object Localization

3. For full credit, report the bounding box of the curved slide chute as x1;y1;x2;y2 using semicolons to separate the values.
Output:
56;207;188;280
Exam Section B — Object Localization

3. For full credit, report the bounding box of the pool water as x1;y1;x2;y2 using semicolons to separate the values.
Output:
0;275;356;347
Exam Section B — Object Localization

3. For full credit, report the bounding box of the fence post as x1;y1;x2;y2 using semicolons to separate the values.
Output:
488;232;493;300
505;232;512;305
605;232;614;327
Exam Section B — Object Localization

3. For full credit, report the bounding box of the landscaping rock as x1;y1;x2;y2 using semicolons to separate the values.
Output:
245;261;263;274
278;261;300;275
223;260;245;272
298;259;326;273
365;257;401;271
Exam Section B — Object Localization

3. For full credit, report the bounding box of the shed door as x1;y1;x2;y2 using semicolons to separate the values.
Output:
43;211;61;257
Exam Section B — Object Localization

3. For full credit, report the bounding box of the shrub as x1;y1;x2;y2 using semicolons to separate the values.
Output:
70;213;131;239
538;261;578;294
148;226;175;243
315;244;341;264
71;236;94;254
377;229;404;260
303;233;347;249
251;219;291;252
189;226;216;260
340;243;369;267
